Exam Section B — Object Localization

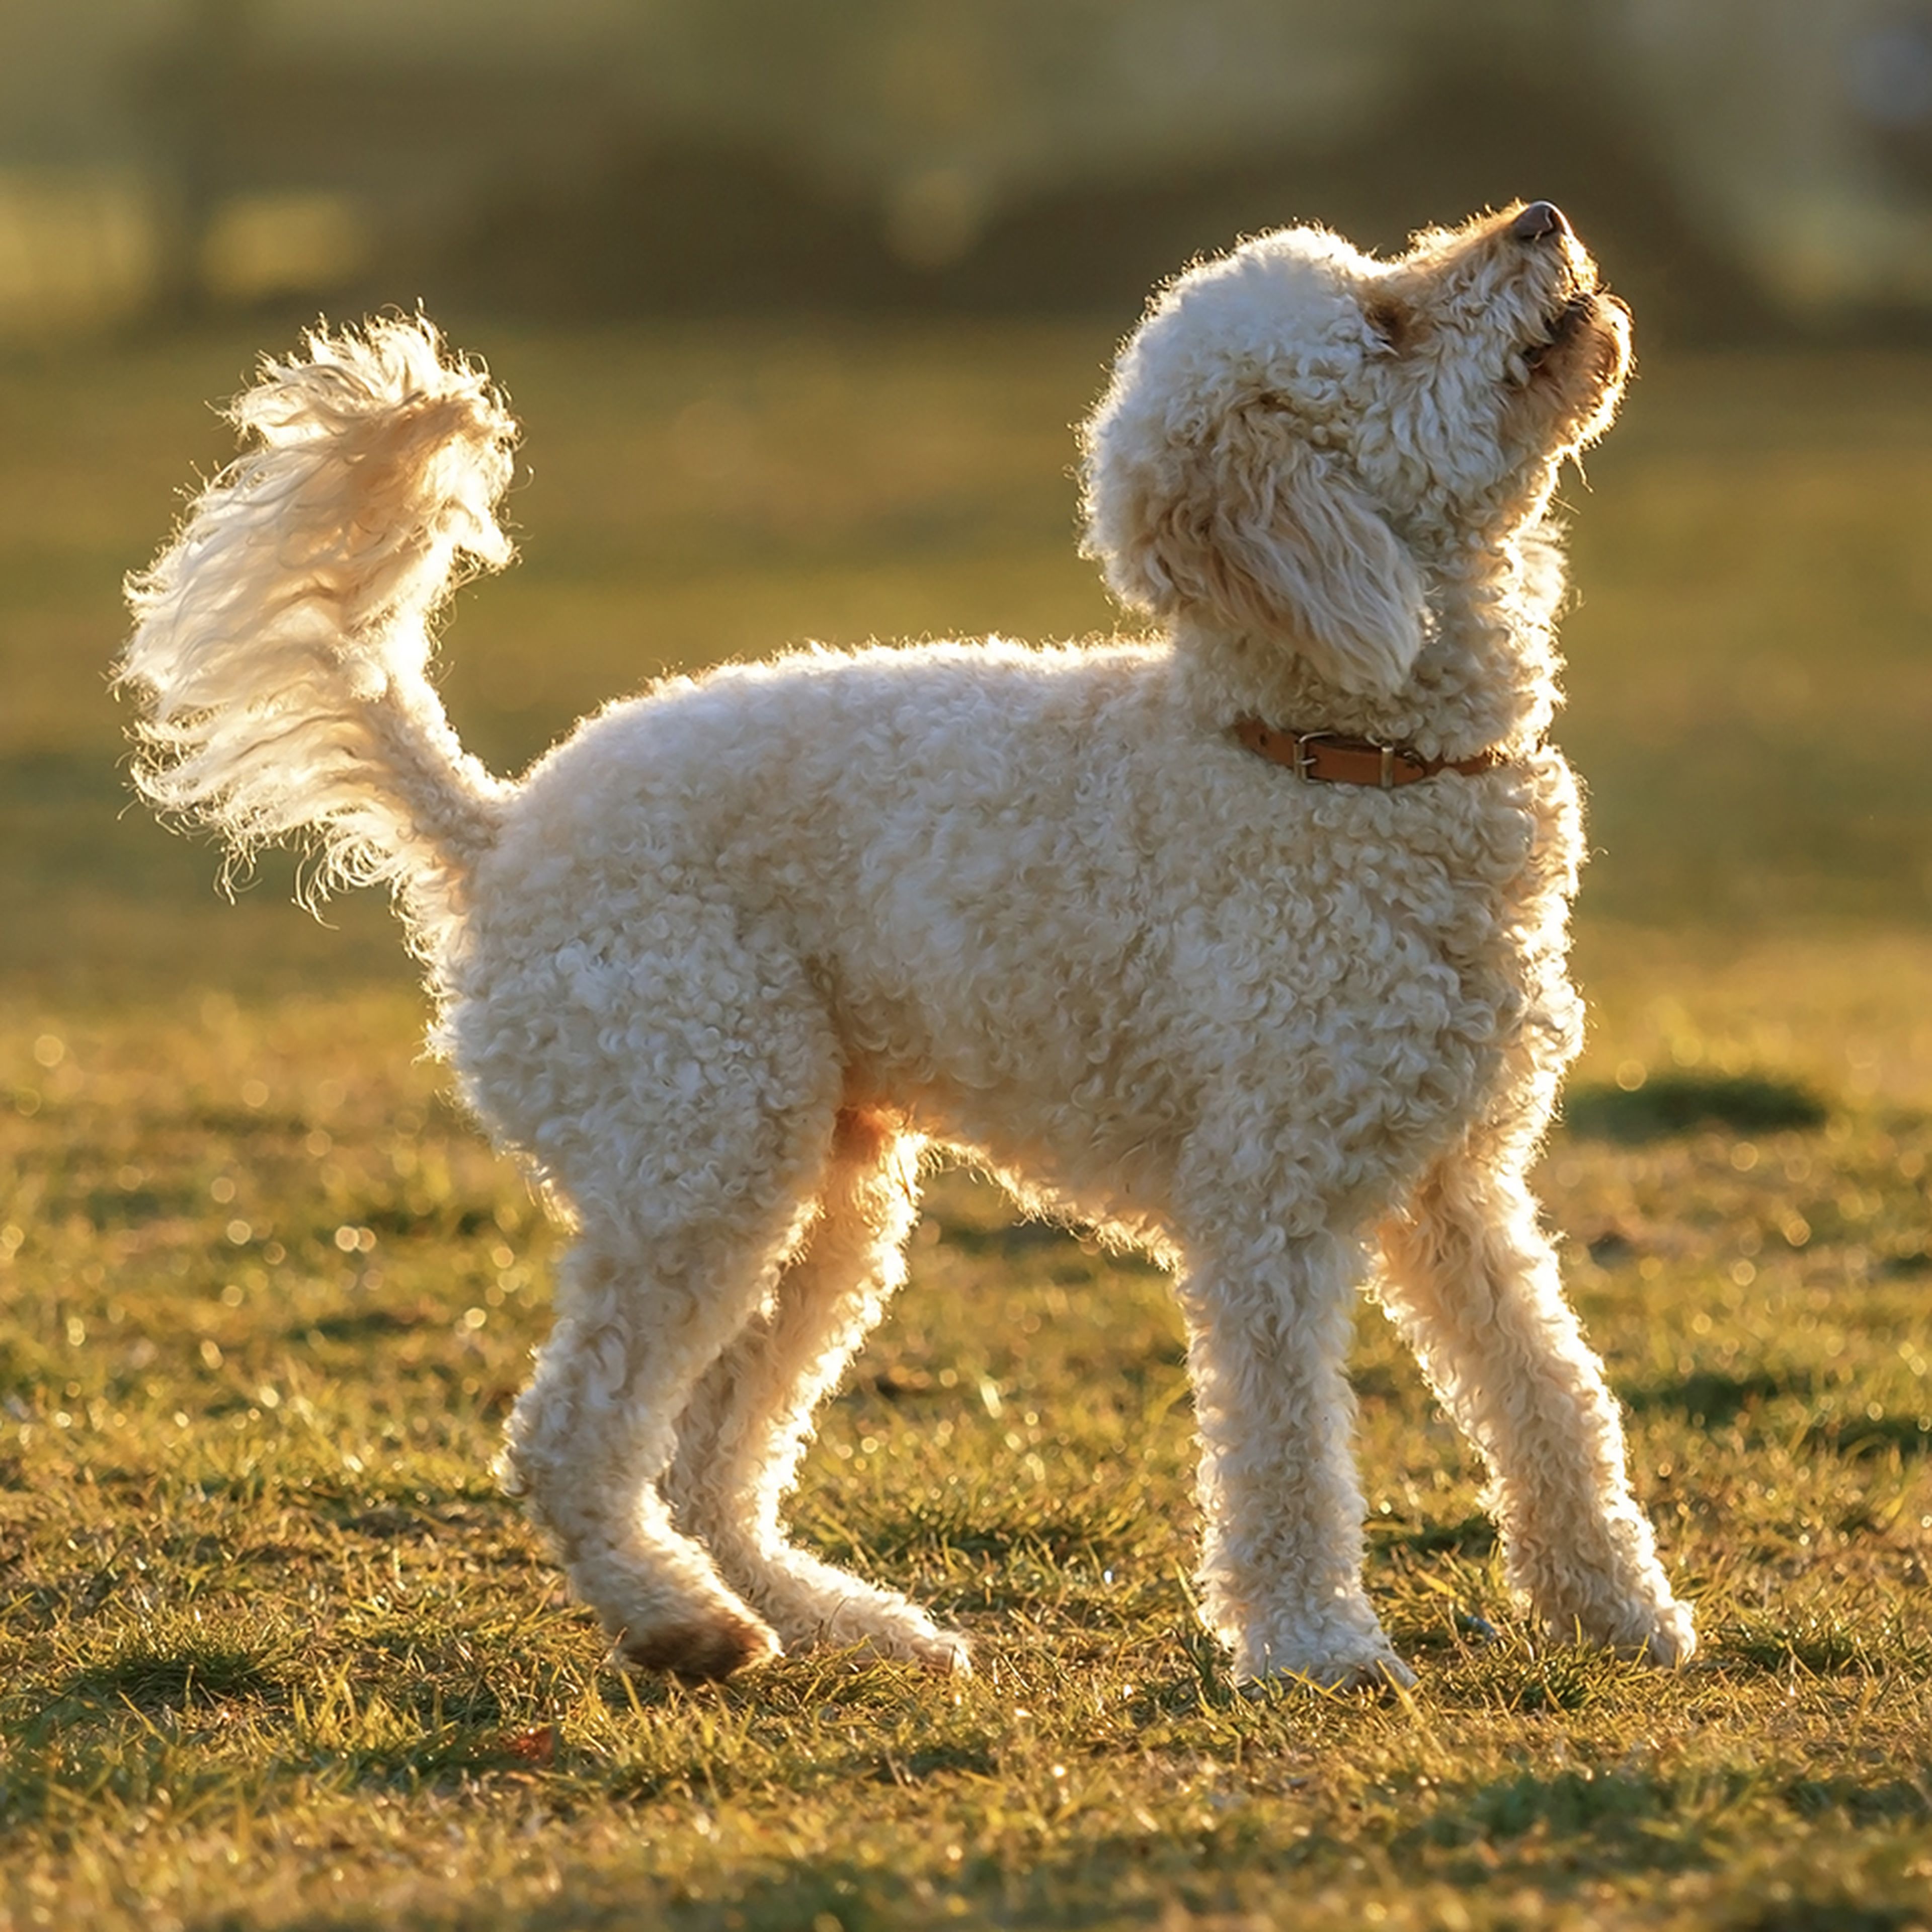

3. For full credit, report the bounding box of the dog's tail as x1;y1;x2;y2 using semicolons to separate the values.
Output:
117;315;516;957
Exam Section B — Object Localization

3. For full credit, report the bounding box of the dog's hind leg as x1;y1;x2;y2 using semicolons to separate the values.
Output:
1376;1138;1696;1665
499;1208;812;1679
486;951;850;1679
1175;1216;1412;1690
665;1107;969;1674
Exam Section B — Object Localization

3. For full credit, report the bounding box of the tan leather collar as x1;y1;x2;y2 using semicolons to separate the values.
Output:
1231;715;1513;789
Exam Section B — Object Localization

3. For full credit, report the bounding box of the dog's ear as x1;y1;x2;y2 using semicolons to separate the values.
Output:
1089;403;1426;698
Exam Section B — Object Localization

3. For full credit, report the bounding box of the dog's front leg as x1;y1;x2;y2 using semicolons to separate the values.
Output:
1377;1144;1697;1665
1175;1223;1413;1690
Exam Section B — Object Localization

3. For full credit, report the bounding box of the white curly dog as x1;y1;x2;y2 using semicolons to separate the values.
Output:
119;200;1695;1690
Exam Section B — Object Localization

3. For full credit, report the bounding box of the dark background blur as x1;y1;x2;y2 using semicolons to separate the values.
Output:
5;0;1932;348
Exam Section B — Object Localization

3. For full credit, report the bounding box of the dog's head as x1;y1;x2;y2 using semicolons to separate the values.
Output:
1079;203;1630;698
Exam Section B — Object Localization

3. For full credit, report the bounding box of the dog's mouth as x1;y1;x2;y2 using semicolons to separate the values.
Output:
1517;287;1599;377
1525;292;1593;363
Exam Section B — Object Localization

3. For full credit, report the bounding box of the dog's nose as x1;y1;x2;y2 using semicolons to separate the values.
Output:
1510;201;1570;243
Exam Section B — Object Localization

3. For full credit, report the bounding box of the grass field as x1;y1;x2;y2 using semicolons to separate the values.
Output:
3;318;1932;1929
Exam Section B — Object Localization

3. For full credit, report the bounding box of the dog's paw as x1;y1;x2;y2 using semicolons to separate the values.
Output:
1533;1584;1698;1668
744;1553;971;1675
825;1616;972;1678
1240;1649;1417;1696
1226;1598;1412;1695
1230;1618;1416;1694
1616;1597;1697;1669
618;1608;781;1681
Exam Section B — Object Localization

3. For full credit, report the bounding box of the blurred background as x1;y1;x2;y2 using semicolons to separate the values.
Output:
3;0;1932;1080
11;0;1932;340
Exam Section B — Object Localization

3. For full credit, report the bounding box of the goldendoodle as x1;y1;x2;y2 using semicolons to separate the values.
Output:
119;200;1694;1688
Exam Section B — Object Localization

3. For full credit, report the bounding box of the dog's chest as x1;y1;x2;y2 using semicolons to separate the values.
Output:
1189;756;1582;1105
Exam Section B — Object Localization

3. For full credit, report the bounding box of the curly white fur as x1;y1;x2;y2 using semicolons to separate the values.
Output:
119;204;1694;1689
120;316;513;954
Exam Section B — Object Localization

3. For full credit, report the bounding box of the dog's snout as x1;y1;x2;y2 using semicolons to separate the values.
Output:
1509;201;1570;243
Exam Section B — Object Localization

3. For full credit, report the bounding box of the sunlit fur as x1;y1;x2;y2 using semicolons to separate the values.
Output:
118;204;1691;1690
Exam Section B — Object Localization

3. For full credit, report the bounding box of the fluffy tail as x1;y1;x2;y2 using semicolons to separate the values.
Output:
116;314;517;956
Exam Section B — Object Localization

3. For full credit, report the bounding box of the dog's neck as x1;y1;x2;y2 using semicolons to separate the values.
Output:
1173;531;1564;764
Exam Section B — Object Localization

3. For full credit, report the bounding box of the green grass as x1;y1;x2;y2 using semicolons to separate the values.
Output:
4;321;1932;1927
